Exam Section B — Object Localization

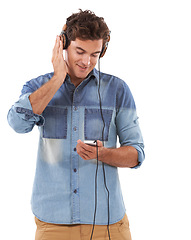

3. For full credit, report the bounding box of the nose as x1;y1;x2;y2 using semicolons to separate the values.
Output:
81;54;91;66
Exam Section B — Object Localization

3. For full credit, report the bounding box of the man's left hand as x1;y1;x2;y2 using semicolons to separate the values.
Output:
76;139;104;160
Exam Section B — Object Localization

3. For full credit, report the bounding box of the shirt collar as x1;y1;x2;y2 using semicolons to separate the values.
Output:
85;68;99;84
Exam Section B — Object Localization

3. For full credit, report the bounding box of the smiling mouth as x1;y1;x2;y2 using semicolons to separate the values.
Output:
77;64;89;70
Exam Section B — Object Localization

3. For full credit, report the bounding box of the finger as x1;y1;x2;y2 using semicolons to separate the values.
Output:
77;148;90;160
81;144;95;154
77;140;93;149
77;140;96;155
59;39;63;54
77;143;94;157
52;36;60;56
52;37;61;63
80;153;90;160
96;140;103;147
52;36;58;53
77;145;91;155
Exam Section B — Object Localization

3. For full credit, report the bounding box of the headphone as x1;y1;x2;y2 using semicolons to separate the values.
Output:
60;24;110;58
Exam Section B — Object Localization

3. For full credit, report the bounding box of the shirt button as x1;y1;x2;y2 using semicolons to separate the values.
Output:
73;127;77;131
74;148;76;151
74;168;77;172
74;189;77;194
16;108;21;113
74;107;77;111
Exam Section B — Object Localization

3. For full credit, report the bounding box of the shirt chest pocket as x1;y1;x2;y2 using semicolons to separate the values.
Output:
84;108;113;141
42;106;68;139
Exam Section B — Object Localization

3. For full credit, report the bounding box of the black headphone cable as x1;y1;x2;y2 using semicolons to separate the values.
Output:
90;58;111;240
89;142;99;240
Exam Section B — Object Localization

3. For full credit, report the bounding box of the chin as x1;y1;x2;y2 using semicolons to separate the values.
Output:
76;69;92;79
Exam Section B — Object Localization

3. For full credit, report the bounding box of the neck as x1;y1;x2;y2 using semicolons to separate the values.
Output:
69;75;84;87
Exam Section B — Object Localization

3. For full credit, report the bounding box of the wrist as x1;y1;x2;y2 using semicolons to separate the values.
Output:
99;146;110;163
53;72;66;83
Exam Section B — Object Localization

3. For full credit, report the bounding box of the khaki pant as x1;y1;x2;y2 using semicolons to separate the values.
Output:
35;214;132;240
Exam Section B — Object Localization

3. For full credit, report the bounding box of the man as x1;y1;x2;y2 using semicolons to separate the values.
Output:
7;9;144;240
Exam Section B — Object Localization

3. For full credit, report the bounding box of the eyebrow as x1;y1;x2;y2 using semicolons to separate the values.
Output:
76;47;101;54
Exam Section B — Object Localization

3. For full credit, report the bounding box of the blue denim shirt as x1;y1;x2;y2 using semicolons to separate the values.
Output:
7;68;145;225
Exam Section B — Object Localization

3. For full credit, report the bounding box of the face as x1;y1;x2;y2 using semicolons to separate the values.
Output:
65;38;103;85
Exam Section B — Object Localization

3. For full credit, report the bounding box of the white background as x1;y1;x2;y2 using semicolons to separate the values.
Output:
1;0;191;239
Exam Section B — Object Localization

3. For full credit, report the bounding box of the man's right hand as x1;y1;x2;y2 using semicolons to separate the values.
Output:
52;36;68;82
29;36;69;115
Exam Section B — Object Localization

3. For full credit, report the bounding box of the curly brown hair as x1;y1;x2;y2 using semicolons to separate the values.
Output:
64;9;110;46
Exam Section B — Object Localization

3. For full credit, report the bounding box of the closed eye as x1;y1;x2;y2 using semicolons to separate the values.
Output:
77;51;98;58
92;53;99;58
77;51;84;55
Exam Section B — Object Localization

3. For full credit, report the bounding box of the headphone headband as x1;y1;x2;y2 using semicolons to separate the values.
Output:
60;24;110;57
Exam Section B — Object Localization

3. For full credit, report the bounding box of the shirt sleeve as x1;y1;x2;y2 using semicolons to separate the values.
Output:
7;84;45;134
116;81;145;169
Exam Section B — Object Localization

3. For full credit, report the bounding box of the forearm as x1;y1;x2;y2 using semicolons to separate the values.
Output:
29;74;65;115
29;36;68;115
100;146;138;168
7;93;44;133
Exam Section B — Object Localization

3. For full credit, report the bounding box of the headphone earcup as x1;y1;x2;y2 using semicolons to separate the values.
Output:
60;24;69;49
99;35;110;58
60;32;69;49
100;46;107;58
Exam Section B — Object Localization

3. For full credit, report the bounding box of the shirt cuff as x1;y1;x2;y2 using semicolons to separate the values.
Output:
14;93;45;126
130;144;145;169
